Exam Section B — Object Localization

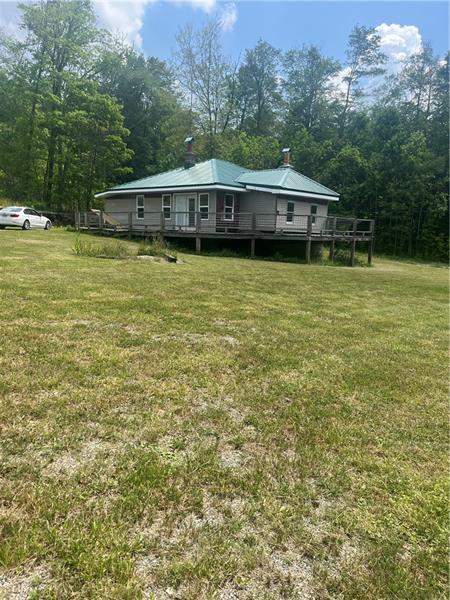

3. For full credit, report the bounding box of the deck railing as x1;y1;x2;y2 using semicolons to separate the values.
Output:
77;211;375;238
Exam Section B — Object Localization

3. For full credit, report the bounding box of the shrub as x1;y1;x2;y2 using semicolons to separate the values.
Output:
73;237;132;259
137;238;176;258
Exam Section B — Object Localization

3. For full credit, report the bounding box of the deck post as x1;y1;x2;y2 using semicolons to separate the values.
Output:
250;238;255;258
350;218;358;266
368;220;374;265
329;216;336;262
196;211;200;233
99;211;104;231
128;212;133;238
252;212;256;233
195;237;201;254
306;215;312;264
75;212;80;231
86;212;90;230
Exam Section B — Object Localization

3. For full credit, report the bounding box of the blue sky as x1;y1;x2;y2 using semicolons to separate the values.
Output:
1;0;448;68
141;1;448;63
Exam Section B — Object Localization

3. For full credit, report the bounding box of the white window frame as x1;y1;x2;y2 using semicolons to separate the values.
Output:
199;193;209;220
311;204;318;224
136;194;145;219
162;194;171;220
286;201;295;223
224;193;234;221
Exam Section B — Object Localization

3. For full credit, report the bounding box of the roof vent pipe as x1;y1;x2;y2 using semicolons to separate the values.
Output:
184;136;196;169
280;147;291;168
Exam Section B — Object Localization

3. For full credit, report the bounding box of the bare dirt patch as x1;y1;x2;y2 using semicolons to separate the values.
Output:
0;564;51;600
43;439;115;477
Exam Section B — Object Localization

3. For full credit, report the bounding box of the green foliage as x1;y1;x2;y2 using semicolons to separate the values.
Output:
137;238;176;258
73;236;132;258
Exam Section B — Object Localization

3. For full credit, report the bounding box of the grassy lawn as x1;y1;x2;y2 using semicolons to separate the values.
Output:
0;229;447;600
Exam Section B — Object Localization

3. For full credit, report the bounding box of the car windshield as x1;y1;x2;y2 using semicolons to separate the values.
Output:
1;207;22;212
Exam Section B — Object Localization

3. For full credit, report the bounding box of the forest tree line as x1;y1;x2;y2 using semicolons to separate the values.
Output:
0;0;448;259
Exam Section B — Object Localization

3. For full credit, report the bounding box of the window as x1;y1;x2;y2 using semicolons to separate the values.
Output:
136;195;144;219
224;194;234;220
286;201;295;223
311;204;318;224
199;193;209;220
162;194;171;219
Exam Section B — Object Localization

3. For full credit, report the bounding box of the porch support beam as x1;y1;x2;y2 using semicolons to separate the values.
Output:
306;215;312;264
250;238;255;258
196;236;201;254
329;216;336;262
368;220;374;265
128;212;133;238
350;239;356;266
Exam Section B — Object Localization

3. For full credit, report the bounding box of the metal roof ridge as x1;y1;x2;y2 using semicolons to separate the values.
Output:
279;168;291;187
287;167;339;196
210;158;218;182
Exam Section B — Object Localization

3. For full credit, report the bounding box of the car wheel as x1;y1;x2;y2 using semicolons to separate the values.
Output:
22;220;30;230
44;220;52;230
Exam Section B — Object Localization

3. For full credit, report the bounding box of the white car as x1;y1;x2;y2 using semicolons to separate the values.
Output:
0;207;52;230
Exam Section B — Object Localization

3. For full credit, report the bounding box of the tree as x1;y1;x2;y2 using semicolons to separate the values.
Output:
99;44;184;179
397;43;441;126
283;45;340;136
235;40;281;136
174;20;234;154
339;25;387;134
0;0;133;209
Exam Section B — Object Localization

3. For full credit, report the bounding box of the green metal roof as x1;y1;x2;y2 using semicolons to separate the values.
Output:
235;167;339;198
101;158;338;199
108;159;249;191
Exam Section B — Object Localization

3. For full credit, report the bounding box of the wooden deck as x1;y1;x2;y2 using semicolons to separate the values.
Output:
77;211;375;265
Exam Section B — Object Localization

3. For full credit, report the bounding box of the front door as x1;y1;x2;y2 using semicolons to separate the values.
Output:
175;194;196;230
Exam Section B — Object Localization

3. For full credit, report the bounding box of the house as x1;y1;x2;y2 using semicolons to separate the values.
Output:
92;139;374;264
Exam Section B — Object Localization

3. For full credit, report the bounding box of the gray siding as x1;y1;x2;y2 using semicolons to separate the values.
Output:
104;190;217;231
276;197;329;231
240;191;276;230
103;188;330;233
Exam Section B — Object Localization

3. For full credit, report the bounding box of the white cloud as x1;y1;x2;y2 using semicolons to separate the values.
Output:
328;24;424;103
329;66;351;101
219;2;237;32
0;0;218;50
94;0;153;48
375;23;423;72
95;0;218;47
